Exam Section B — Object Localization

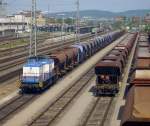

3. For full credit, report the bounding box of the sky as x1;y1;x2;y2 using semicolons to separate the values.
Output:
6;0;150;14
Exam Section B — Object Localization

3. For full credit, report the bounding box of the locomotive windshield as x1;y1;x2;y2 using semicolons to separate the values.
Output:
95;66;121;76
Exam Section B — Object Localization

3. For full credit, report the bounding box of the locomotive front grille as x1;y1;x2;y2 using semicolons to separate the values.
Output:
96;84;118;89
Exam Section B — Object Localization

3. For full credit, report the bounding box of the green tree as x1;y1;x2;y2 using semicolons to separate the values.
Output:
65;18;74;25
144;24;150;32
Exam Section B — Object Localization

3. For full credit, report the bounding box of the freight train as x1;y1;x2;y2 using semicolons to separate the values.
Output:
91;27;104;34
37;25;95;34
19;30;124;93
93;32;137;96
121;34;150;126
75;26;94;34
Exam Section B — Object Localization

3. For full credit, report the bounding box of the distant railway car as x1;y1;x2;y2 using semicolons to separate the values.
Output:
61;47;80;70
49;52;67;76
71;44;85;63
112;50;127;66
81;42;92;57
121;35;150;126
91;28;96;34
93;33;137;96
20;56;56;92
121;86;150;126
61;49;74;70
130;42;150;86
66;25;75;32
68;47;79;66
148;32;150;42
103;54;125;68
91;28;98;34
81;43;90;57
76;26;93;34
91;27;103;34
37;25;62;32
96;37;104;48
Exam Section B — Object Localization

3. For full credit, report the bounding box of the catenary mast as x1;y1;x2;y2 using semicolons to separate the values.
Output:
76;0;80;43
29;0;37;57
0;0;7;17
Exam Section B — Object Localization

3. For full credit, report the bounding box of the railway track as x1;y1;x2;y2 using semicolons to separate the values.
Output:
0;65;95;125
0;32;68;47
29;69;95;126
79;97;113;126
0;33;74;57
0;94;39;125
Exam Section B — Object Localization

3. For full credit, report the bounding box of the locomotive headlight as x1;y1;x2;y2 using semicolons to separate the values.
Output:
39;82;43;88
105;75;110;80
100;75;105;79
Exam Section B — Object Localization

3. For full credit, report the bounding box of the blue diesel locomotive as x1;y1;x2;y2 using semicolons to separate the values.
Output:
20;56;56;92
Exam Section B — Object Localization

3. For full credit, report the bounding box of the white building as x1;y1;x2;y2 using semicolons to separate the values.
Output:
0;14;30;35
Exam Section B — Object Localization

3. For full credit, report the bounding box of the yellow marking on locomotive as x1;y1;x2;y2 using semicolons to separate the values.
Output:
119;82;122;88
39;82;43;88
16;80;21;88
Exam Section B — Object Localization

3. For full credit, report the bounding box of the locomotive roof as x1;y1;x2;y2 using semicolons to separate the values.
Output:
95;60;122;76
24;56;54;67
95;59;122;68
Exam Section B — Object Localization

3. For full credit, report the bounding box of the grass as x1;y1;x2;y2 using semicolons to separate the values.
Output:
0;39;28;50
0;32;73;50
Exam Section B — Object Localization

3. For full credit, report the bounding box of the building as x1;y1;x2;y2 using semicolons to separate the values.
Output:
0;14;29;36
115;16;126;22
19;10;46;26
36;14;46;26
0;10;46;36
144;13;150;24
132;16;141;24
